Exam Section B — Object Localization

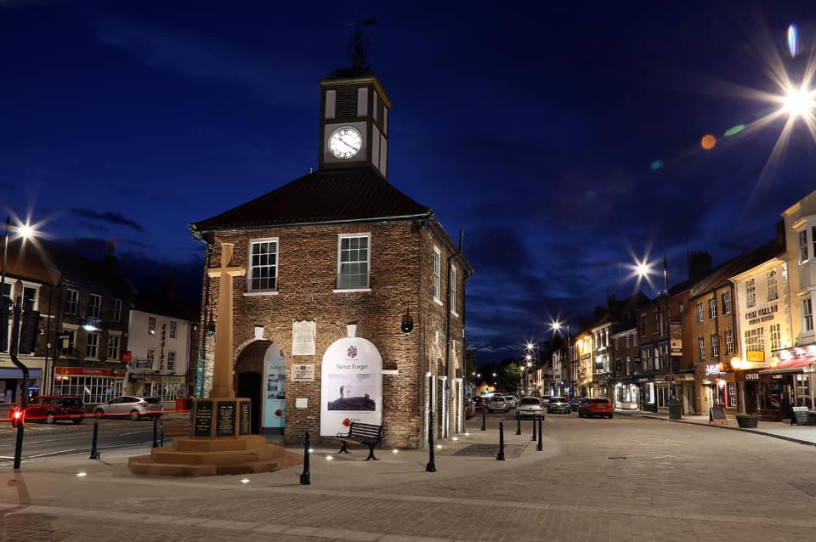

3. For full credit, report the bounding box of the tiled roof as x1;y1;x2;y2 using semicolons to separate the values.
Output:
190;167;432;233
689;238;785;298
2;239;54;284
40;243;135;297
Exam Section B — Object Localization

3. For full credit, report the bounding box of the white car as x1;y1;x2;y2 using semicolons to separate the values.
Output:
503;395;518;409
487;396;509;413
94;396;164;421
518;396;543;418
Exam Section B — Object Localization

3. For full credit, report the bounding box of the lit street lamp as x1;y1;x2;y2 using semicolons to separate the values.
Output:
550;320;571;396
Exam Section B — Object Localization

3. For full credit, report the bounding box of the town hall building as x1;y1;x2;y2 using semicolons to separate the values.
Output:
189;63;473;449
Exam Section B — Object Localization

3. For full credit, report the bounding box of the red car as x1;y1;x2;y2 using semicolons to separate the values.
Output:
10;395;86;427
578;398;614;419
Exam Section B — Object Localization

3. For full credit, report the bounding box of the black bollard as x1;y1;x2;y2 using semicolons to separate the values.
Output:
300;432;311;485
152;416;159;448
537;415;543;451
496;422;505;460
531;414;537;441
515;409;521;435
426;406;437;472
89;421;100;460
481;405;486;431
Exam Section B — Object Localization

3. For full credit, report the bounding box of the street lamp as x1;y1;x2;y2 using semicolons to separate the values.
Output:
550;320;571;396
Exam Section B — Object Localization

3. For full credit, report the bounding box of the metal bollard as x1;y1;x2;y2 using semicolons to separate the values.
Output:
300;432;311;485
89;421;100;460
152;417;159;448
481;405;486;431
515;409;521;435
496;422;505;460
531;414;537;441
537;415;543;451
426;406;437;472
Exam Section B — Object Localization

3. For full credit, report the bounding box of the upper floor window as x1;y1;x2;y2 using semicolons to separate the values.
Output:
146;349;155;369
450;265;458;316
60;329;76;355
169;321;177;339
803;298;814;332
432;246;442;303
654;309;661;335
22;285;38;310
89;294;101;319
725;329;734;355
770;323;782;351
640;314;647;335
111;299;122;323
86;332;99;358
337;234;370;289
709;298;717;319
698;337;706;360
799;229;809;264
249;239;278;292
711;334;719;358
767;270;778;302
746;279;756;308
167;351;176;372
148;317;156;335
696;303;704;323
108;334;120;360
65;289;79;315
722;291;732;315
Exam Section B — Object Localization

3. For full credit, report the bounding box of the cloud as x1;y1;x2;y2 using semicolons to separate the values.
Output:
69;208;143;232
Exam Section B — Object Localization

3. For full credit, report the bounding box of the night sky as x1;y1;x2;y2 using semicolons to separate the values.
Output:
2;0;816;364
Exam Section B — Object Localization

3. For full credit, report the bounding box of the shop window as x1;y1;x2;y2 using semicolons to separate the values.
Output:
727;382;737;408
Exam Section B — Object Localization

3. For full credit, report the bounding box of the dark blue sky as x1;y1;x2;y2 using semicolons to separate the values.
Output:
2;0;815;364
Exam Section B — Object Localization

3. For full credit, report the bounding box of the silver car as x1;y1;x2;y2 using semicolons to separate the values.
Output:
518;396;543;418
503;395;518;409
94;396;164;421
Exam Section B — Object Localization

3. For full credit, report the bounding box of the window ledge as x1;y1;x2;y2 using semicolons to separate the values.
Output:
433;297;444;307
243;290;279;297
451;310;459;318
333;288;372;294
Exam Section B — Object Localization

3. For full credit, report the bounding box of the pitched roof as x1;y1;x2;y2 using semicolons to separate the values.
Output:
190;167;432;233
2;238;54;284
689;238;785;299
133;290;198;321
40;243;135;298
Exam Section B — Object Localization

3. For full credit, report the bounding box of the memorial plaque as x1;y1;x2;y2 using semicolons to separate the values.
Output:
217;401;236;436
194;400;214;437
239;401;251;435
292;320;316;356
292;363;315;382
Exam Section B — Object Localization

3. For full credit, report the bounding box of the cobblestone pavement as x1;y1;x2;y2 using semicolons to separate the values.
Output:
3;413;816;541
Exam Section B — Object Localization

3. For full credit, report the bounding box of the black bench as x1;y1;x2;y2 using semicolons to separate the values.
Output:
335;422;383;460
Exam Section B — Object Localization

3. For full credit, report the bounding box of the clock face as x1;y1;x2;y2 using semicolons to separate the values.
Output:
329;126;362;159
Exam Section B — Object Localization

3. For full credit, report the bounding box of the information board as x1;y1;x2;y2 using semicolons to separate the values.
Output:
217;401;236;436
709;405;727;424
194;401;213;437
792;406;810;425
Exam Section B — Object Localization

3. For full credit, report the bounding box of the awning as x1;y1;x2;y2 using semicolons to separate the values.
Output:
759;357;816;374
0;368;43;379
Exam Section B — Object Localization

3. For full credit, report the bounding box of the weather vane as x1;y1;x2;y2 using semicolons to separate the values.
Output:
348;15;379;70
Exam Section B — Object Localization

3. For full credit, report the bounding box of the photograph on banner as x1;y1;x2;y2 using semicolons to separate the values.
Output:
262;345;286;430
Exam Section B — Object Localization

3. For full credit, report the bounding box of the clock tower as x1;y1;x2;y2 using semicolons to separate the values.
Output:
318;67;391;178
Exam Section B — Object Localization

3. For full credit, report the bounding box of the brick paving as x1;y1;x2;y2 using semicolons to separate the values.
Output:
3;411;816;541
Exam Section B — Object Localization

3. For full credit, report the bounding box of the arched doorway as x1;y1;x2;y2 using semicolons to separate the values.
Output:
235;340;286;435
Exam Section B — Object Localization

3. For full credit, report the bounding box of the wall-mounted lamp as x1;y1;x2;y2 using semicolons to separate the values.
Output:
401;310;414;333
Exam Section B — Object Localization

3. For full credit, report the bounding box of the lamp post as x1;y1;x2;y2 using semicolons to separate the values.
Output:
550;320;571;396
525;341;539;395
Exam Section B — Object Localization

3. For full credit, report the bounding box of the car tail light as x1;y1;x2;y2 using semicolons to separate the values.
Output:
13;410;22;420
139;401;147;408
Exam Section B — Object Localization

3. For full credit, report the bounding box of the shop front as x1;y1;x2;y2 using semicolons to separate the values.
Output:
0;367;43;404
637;377;657;412
754;351;815;420
614;380;640;410
53;367;126;405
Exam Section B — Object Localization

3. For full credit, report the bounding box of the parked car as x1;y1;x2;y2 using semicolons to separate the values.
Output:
487;395;509;413
94;396;164;421
539;395;554;408
10;395;85;427
517;396;543;418
578;398;614;419
503;395;518;409
547;396;571;414
569;397;582;412
464;398;475;419
473;396;488;411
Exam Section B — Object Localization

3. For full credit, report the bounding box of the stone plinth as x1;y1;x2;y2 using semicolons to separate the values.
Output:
128;398;302;477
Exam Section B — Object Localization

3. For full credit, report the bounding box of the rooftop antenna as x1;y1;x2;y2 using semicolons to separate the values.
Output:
349;15;379;71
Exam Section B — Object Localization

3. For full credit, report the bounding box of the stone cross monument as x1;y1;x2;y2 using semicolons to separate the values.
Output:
206;242;245;398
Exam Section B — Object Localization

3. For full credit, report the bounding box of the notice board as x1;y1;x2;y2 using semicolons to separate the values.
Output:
709;405;727;424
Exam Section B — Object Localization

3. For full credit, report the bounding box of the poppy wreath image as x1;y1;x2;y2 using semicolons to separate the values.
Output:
342;418;352;427
275;409;282;417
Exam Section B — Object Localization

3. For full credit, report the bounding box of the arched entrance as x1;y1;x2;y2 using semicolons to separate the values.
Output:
235;340;287;435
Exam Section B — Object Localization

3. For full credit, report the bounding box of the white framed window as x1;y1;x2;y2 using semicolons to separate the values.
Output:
727;382;737;408
709;298;717;319
746;279;756;308
107;334;120;360
89;294;101;319
799;229;809;264
249;238;279;292
803;298;814;332
337;234;370;290
60;328;76;355
146;349;155;369
725;329;734;355
22;284;39;311
167;351;176;372
85;332;99;359
450;265;458;316
770;323;781;351
722;291;732;315
744;327;765;352
698;337;706;360
767;270;778;302
148;317;156;335
169;321;177;339
111;298;122;323
654;309;661;335
65;288;79;315
697;303;704;323
432;246;442;303
711;334;719;358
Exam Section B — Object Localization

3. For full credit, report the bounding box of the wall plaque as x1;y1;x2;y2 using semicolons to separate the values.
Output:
217;401;236;436
292;320;316;356
194;401;213;437
292;363;315;382
239;401;251;435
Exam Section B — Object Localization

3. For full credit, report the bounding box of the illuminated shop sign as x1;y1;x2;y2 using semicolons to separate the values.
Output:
705;364;721;376
744;303;778;325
